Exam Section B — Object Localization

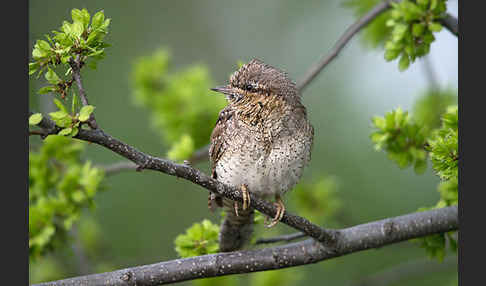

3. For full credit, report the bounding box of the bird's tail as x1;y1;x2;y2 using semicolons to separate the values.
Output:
219;198;254;252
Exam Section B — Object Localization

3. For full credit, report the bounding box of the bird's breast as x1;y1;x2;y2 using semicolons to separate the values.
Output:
214;105;313;199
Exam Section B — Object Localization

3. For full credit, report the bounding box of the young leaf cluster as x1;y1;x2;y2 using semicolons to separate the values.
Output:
427;105;458;181
371;107;429;173
29;8;110;97
29;136;105;260
384;0;447;71
174;219;220;258
345;0;449;71
29;98;95;137
132;49;226;161
371;92;457;261
419;107;458;261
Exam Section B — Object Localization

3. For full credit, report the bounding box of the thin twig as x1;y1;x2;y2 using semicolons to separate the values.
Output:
70;226;92;275
33;114;338;245
255;232;306;244
69;55;99;129
296;0;392;91
33;206;458;286
422;55;439;90
101;161;138;176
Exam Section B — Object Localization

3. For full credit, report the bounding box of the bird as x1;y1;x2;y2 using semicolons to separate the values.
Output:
208;58;314;252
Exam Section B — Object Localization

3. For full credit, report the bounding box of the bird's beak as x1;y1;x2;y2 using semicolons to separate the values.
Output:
210;85;233;95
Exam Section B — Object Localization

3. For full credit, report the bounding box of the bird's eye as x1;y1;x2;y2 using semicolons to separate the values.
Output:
245;83;256;92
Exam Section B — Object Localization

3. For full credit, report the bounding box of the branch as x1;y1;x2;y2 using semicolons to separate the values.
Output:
296;0;391;91
296;2;458;92
33;114;337;244
421;55;439;90
255;232;306;245
33;206;458;286
69;55;99;129
101;161;138;176
439;13;458;37
102;144;211;176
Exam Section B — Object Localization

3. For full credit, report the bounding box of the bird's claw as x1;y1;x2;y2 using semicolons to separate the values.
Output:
265;195;285;228
234;184;250;216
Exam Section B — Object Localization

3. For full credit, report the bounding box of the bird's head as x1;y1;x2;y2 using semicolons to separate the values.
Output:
211;59;298;103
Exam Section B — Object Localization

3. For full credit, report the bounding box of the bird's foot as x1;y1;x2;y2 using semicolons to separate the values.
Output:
234;184;250;216
265;195;285;228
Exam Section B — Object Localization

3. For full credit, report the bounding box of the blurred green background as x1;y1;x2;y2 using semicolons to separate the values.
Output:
29;0;458;285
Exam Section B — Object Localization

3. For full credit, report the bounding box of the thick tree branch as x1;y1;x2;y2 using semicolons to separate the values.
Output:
296;0;391;91
33;114;337;244
33;206;458;286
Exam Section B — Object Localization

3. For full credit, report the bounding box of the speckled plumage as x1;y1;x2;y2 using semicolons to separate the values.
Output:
209;59;314;252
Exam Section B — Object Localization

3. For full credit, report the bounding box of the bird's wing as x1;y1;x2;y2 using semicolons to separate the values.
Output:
209;106;233;179
208;106;234;210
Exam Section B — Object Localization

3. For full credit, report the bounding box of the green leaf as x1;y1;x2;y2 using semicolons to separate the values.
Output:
398;54;410;71
384;49;400;61
71;9;84;24
86;30;100;44
412;23;426;37
417;0;429;7
428;22;442;32
101;18;111;30
38;86;56;95
174;219;219;258
29;62;40;76
72;8;91;29
45;68;61;85
61;21;72;35
32;48;44;60
59;127;73;136
29;113;43;125
37;40;51;52
372;116;386;129
71;21;84;38
78;105;95;122
49;110;72;128
430;0;438;10
71;127;79;137
91;11;105;29
53;98;68;113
